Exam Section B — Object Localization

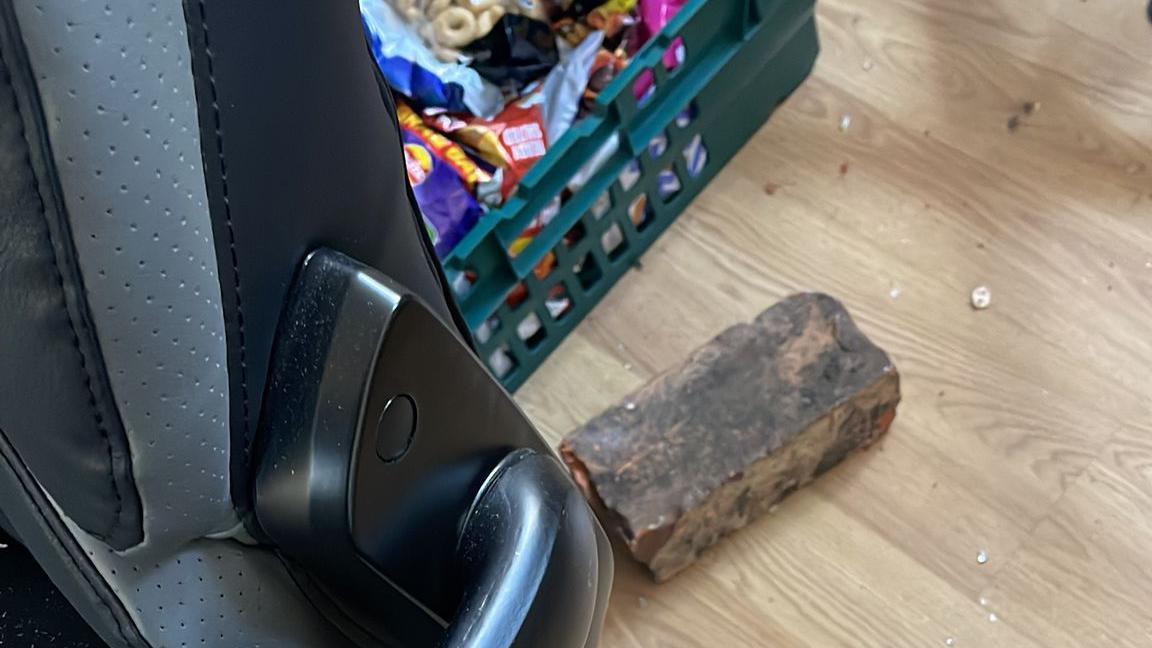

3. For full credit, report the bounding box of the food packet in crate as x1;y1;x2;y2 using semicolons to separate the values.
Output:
397;101;491;256
426;89;550;202
539;30;605;142
504;197;561;308
361;0;505;117
580;48;628;115
631;0;688;99
421;29;600;205
636;0;688;47
551;0;637;49
465;14;560;94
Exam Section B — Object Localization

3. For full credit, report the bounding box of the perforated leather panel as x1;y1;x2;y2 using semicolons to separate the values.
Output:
13;0;234;546
68;535;343;648
11;1;350;645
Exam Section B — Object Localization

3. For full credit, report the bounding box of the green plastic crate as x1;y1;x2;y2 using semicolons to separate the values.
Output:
442;0;819;390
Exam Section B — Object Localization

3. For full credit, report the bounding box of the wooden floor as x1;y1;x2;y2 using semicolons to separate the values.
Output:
516;1;1152;646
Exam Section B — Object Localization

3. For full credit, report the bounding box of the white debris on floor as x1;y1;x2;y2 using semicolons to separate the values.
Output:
970;286;992;309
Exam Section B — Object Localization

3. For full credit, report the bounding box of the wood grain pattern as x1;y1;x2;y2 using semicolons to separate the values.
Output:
515;0;1152;645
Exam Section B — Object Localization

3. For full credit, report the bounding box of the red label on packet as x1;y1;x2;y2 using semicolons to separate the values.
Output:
485;93;548;198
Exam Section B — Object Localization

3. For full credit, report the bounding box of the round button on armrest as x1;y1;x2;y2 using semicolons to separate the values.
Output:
375;394;416;462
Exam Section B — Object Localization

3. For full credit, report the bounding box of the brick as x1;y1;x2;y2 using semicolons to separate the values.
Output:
560;293;900;581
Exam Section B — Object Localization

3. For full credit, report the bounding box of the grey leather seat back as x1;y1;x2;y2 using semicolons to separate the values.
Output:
0;0;454;644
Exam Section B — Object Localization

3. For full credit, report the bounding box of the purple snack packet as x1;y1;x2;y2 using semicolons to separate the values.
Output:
401;129;485;258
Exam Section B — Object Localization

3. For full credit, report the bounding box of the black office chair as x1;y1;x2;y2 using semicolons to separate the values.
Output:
0;0;612;645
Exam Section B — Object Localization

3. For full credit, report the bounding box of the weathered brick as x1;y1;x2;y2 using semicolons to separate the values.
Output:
561;293;900;581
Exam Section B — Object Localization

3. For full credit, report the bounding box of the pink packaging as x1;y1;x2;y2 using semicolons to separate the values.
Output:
632;0;688;100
